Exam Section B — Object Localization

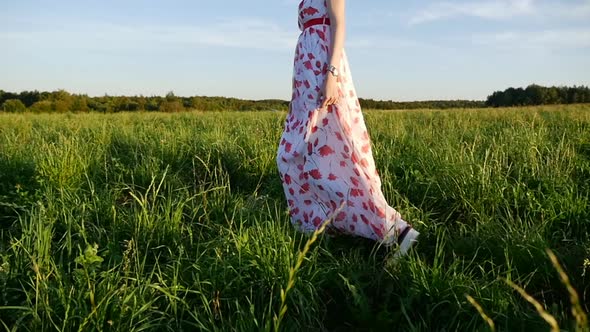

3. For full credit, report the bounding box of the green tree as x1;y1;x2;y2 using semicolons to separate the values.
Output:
146;99;160;112
18;90;41;107
30;100;52;113
545;87;560;104
49;89;74;112
71;95;90;113
159;92;185;112
1;99;27;113
134;96;147;112
159;100;184;112
525;84;543;105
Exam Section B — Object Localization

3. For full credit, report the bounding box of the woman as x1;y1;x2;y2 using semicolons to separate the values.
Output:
276;0;419;256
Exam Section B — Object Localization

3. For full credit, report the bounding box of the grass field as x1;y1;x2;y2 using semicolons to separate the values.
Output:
0;105;589;331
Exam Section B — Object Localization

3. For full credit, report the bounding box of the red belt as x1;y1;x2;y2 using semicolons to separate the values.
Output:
303;17;331;30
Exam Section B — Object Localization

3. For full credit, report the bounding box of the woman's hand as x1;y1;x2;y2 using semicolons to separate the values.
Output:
320;73;340;109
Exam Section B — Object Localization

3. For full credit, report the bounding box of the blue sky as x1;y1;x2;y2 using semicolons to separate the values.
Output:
1;0;589;101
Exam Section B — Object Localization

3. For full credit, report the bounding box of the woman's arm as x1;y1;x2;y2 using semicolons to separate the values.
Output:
326;0;345;71
321;0;346;109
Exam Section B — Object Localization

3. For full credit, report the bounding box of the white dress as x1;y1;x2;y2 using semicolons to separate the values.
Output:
276;0;409;245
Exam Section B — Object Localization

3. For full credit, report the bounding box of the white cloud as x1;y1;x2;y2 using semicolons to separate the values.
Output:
347;35;449;53
543;0;590;19
409;0;535;25
409;0;590;24
0;18;298;52
473;28;590;49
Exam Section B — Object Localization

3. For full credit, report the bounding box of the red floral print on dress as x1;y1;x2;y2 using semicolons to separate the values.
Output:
276;0;409;246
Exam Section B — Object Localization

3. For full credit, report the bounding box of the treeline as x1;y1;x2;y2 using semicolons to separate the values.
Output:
0;90;290;113
360;99;485;110
0;89;486;113
486;84;590;107
1;84;588;113
0;89;484;113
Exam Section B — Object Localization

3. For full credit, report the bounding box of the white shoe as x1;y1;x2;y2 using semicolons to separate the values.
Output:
393;226;420;259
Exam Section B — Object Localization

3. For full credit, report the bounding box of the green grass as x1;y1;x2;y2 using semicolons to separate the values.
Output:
0;105;589;331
